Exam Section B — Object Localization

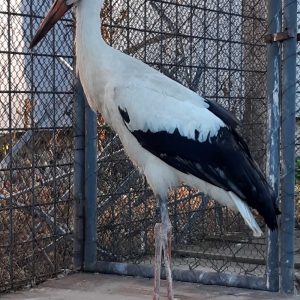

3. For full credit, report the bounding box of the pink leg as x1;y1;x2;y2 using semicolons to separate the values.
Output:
153;223;162;300
153;196;174;300
162;224;174;300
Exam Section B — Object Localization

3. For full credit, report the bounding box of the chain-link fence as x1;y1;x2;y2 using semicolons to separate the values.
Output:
0;0;74;292
96;0;270;285
0;0;298;294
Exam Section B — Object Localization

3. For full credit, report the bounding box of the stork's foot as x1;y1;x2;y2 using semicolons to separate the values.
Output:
153;222;174;300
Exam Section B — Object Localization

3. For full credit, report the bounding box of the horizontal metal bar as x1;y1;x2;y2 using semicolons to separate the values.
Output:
0;127;72;134
0;198;72;212
104;1;265;21
144;62;266;73
0;5;264;22
0;49;73;58
0;162;72;172
0;90;73;94
173;248;265;265
0;232;72;248
102;24;266;47
94;261;269;291
0;10;73;21
0;172;71;200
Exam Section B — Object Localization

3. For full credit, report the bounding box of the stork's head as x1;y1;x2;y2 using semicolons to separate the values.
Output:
29;0;79;48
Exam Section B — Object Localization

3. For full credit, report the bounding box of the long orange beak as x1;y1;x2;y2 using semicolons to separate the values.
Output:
30;0;73;48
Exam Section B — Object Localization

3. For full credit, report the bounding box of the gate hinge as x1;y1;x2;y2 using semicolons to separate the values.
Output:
264;31;294;43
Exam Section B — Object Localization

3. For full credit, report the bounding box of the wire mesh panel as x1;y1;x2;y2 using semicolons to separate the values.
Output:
96;0;269;283
0;0;74;292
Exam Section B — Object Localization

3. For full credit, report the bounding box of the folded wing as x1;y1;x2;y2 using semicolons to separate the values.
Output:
115;84;278;230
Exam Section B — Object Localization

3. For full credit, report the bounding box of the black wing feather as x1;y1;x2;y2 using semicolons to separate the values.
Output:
205;99;239;128
119;107;278;230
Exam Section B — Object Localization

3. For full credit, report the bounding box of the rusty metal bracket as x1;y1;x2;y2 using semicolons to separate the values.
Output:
264;31;293;43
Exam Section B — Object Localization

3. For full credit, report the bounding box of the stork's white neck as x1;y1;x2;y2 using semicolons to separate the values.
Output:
75;0;114;113
75;0;106;51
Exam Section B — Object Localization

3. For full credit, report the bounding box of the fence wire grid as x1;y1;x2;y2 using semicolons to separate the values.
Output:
0;0;299;294
0;0;74;292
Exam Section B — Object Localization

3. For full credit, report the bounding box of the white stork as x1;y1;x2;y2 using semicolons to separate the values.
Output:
30;0;279;299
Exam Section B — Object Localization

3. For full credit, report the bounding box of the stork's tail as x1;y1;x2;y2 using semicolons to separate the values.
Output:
229;129;279;232
229;192;263;237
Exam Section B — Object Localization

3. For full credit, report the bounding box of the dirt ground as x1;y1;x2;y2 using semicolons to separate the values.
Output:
2;273;300;300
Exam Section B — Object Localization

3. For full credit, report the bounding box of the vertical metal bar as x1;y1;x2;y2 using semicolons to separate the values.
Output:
73;78;85;270
202;0;207;96
144;0;147;63
109;0;113;46
29;0;36;285
175;1;178;81
266;0;281;292
52;18;58;275
84;97;97;271
7;0;13;289
281;0;297;293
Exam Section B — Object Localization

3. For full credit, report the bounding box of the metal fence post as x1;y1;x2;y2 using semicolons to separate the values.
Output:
266;0;281;292
281;0;297;293
84;97;98;271
73;78;85;270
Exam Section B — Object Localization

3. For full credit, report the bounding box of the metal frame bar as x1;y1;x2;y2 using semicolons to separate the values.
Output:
84;95;97;271
7;0;14;289
94;261;268;290
266;0;281;292
280;0;297;294
73;78;85;270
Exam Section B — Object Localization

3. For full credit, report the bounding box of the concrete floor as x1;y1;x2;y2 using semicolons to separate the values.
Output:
2;273;300;300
